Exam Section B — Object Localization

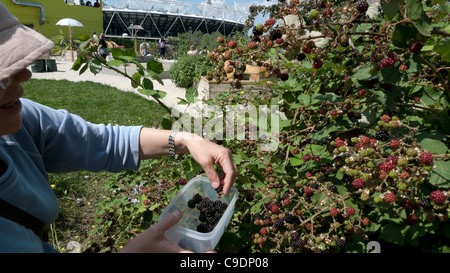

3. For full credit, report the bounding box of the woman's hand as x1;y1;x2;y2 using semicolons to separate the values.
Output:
138;129;238;195
178;133;237;195
119;210;192;253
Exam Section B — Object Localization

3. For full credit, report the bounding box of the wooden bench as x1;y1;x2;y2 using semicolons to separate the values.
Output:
136;55;155;63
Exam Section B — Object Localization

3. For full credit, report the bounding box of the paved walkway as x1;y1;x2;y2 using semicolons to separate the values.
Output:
28;56;189;112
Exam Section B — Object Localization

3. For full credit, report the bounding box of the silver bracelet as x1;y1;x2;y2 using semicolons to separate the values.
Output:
168;130;179;160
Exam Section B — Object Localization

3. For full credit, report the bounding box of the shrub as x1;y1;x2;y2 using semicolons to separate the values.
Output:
169;55;215;88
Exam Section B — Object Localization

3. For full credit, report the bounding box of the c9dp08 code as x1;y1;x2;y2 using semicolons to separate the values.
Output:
224;257;269;268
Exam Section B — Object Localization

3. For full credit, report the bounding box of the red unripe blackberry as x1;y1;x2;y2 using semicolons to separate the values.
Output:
330;109;339;116
380;161;394;173
410;42;423;53
312;58;323;69
352;178;365;189
359;135;370;145
380;114;391;123
359;89;366;96
282;198;291;206
384;192;397;203
330;208;339;217
265;18;276;26
260;227;267;235
389;139;401;149
380;57;395;68
292;148;299;155
302;45;312;53
399;64;407;71
228;40;237;49
177;178;187;185
362;217;370;226
275;38;284;44
430;190;446;204
304;187;313;196
248;41;258;49
419;152;433;164
346;207;356;216
334;138;345;147
302;154;311;161
356;1;369;13
406;214;419;226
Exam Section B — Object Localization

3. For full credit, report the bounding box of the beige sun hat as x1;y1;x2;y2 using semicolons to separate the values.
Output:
0;2;54;82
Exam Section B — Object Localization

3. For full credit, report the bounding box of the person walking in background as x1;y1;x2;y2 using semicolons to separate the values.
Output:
140;41;151;56
157;37;166;59
92;32;98;43
97;33;109;59
200;46;209;56
187;45;198;56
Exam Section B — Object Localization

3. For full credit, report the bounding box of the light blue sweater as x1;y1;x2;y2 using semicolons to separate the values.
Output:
0;99;142;252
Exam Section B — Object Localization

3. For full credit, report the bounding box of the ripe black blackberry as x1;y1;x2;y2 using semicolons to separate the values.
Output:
375;129;390;141
328;185;338;193
269;29;282;41
310;182;319;189
296;52;306;62
336;238;346;247
290;231;300;241
192;193;202;204
242;212;252;223
197;223;211;233
356;1;369;13
291;238;306;248
187;199;197;208
421;197;433;210
274;218;285;228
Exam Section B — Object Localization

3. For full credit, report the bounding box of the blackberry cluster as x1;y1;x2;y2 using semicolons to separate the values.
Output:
187;194;228;233
375;129;390;141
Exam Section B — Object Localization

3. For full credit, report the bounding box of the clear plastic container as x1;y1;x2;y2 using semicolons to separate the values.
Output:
158;176;238;252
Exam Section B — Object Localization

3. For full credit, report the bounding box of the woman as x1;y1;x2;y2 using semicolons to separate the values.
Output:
97;33;109;59
0;3;237;253
187;45;198;56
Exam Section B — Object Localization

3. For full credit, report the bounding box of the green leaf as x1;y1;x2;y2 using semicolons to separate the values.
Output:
379;223;406;245
138;88;166;99
147;59;164;74
142;78;154;90
429;160;450;188
297;93;311;107
434;37;450;62
107;59;125;67
419;138;448;154
354;66;377;81
79;63;89;75
406;0;433;36
131;72;141;88
185;86;198;103
88;59;102;75
71;54;87;71
289;157;303;166
382;0;400;20
392;23;421;48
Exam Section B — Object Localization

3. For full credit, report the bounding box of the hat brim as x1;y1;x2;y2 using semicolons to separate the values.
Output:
0;24;54;82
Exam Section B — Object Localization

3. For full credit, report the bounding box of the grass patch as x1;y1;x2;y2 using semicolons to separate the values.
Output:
21;79;168;252
22;79;166;127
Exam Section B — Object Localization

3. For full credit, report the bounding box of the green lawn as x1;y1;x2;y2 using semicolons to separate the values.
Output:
22;79;167;128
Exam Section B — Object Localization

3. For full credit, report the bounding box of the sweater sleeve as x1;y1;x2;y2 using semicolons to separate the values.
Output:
20;99;142;173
